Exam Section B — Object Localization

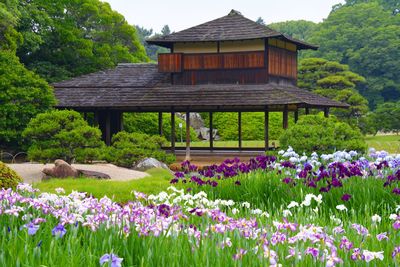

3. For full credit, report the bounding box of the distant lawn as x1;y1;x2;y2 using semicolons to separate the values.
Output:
175;140;278;148
365;134;400;154
34;168;173;203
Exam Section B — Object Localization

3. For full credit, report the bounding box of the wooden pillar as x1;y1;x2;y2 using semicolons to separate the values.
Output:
94;111;99;127
294;110;299;123
171;111;175;153
264;107;269;151
83;112;87;121
283;105;289;129
209;112;214;151
158;112;163;136
238;112;242;150
324;108;330;118
105;111;111;146
305;107;310;115
185;112;191;161
120;112;124;131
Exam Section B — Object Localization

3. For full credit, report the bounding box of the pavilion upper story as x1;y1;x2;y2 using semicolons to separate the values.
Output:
147;10;318;86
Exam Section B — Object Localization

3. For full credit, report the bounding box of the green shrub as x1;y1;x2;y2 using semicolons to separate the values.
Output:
279;114;367;154
0;161;22;189
104;131;175;168
23;110;105;163
201;112;293;141
123;113;198;141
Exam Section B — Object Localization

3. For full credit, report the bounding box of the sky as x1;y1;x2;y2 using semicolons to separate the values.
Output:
102;0;345;33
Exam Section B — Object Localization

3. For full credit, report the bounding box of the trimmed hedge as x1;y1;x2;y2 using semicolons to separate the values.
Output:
279;114;367;154
0;161;22;189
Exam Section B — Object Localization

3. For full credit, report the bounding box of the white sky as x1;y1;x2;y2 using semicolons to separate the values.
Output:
102;0;345;33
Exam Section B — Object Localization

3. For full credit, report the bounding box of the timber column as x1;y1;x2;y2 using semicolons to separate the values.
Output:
185;112;191;161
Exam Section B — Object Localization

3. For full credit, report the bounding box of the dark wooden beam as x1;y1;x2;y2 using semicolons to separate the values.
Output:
324;108;330;118
120;112;124;131
264;107;269;151
158;112;163;136
185;112;191;161
209;112;214;151
294;110;299;123
105;111;111;146
238;112;242;150
171;111;175;153
283;105;289;129
94;111;99;127
305;107;310;115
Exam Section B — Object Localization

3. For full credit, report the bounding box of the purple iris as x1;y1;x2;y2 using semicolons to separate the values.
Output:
25;222;40;235
52;224;67;238
99;253;123;267
341;194;352;202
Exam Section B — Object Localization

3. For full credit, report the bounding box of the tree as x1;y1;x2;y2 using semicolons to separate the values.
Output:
371;102;400;134
12;0;149;82
308;1;400;108
161;25;171;36
268;20;317;42
0;51;55;150
23;110;105;163
0;1;21;51
298;58;369;123
136;25;169;61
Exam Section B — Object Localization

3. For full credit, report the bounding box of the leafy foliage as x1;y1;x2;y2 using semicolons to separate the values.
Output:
123;113;198;142
23;110;105;164
104;131;175;168
135;25;170;61
308;1;400;108
268;20;317;42
298;58;369;123
0;51;55;149
279;115;367;154
11;0;148;82
0;161;22;189
202;112;293;141
370;101;400;134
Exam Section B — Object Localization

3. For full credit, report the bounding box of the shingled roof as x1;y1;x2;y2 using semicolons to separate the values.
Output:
53;64;348;111
147;10;318;50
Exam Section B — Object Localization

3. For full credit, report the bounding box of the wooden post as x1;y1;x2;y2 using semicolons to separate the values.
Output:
283;105;289;129
185;112;191;161
264;107;269;151
305;107;310;115
158;112;163;136
105;111;111;146
209;112;214;151
83;112;87;121
294;110;299;123
94;111;99;127
120;112;124;131
238;112;242;150
324;108;330;118
171;111;175;153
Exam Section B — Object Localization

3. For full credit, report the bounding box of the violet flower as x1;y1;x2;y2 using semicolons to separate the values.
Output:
100;253;123;267
52;224;67;238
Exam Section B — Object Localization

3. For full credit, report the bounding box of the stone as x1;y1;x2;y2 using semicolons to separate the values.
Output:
132;158;170;172
78;170;111;179
42;159;79;178
198;127;220;141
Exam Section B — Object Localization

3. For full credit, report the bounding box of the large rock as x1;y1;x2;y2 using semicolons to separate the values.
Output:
42;160;111;179
132;158;170;172
198;127;220;141
43;159;79;178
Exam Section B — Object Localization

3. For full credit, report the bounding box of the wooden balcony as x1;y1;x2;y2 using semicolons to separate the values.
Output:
158;51;265;73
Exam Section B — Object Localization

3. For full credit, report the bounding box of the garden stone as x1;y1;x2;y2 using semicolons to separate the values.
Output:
132;158;170;172
78;170;111;179
42;159;79;178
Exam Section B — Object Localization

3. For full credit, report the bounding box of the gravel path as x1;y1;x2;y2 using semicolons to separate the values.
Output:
7;163;149;184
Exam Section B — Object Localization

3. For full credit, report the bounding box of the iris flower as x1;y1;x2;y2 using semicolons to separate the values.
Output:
100;253;123;267
52;224;67;238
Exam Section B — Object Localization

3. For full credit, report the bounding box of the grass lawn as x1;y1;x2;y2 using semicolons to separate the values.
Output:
365;134;400;153
34;168;173;203
175;140;278;148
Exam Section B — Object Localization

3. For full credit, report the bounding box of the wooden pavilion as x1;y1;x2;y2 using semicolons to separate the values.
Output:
53;10;348;160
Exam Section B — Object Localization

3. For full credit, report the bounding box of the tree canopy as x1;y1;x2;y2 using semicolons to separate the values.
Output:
9;0;148;82
308;1;400;108
298;58;369;123
268;20;317;42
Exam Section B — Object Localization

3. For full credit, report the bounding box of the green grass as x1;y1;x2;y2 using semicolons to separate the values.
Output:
365;134;400;153
34;168;173;203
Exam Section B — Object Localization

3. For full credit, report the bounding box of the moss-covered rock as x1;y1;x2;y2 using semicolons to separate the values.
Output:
0;161;22;189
